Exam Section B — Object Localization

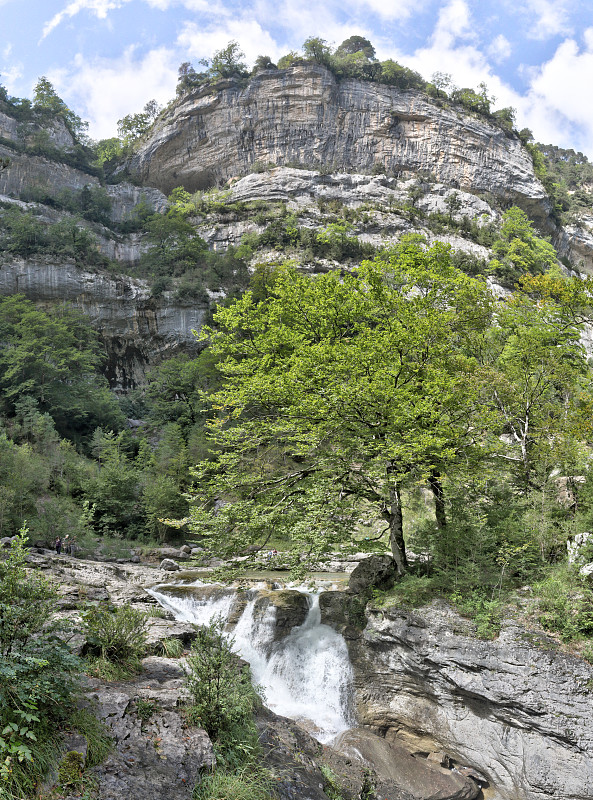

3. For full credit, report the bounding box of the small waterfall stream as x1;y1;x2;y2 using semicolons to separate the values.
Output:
148;583;354;744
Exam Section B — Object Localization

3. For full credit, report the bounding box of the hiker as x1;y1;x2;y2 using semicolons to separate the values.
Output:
55;536;62;554
64;534;70;554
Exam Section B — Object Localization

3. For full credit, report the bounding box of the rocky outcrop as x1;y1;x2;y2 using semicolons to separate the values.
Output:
346;601;593;800
0;256;206;388
84;658;215;800
128;65;550;226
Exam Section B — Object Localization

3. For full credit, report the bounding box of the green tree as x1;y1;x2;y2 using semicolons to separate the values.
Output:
335;36;376;60
490;206;557;285
32;76;88;141
208;42;248;79
480;273;593;489
302;37;333;67
186;238;492;573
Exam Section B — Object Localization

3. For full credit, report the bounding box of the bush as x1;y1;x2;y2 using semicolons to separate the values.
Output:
82;604;148;675
184;617;259;743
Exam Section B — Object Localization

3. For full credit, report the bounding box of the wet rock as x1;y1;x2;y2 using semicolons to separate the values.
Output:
348;554;397;594
349;601;593;800
264;590;310;640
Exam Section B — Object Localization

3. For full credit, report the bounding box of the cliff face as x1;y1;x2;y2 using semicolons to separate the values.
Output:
342;602;593;800
0;257;205;389
129;65;550;226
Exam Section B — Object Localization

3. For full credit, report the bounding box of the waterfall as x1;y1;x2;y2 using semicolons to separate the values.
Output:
148;583;354;744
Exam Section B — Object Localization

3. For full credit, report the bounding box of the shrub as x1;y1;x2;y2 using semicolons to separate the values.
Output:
82;604;148;674
184;616;259;742
0;527;79;798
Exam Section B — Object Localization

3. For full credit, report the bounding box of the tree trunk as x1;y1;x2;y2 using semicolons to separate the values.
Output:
428;470;447;530
385;482;407;575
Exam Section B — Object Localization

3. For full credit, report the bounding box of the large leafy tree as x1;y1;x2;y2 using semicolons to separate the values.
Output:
186;239;492;573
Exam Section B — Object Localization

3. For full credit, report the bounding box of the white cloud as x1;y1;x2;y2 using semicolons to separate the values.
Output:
524;0;573;40
49;46;178;139
178;18;282;65
488;34;511;63
41;0;132;40
516;31;593;152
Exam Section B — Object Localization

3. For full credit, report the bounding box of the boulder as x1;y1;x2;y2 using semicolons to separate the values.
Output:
348;553;397;594
179;544;192;555
159;558;180;571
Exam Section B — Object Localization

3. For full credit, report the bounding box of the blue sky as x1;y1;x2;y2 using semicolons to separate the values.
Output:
1;0;593;156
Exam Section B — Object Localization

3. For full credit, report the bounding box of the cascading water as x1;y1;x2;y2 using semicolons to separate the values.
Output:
148;583;354;744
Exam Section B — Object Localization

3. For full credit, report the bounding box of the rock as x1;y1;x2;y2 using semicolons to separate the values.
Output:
333;728;479;800
349;601;593;800
190;547;204;556
579;562;593;579
179;544;192;555
159;558;180;571
257;590;309;640
348;553;397;594
0;257;206;391
84;668;214;800
568;531;592;563
145;618;198;654
130;555;141;563
0;536;13;548
129;64;550;227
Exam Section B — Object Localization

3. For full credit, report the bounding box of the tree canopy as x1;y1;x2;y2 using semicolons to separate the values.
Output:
186;238;495;573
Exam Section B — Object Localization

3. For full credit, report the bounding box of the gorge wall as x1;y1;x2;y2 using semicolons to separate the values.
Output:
327;599;593;800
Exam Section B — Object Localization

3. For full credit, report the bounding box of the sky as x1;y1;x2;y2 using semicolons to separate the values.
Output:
1;0;593;156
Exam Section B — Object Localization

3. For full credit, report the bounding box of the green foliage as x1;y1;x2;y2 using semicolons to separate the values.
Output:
33;76;88;142
535;567;593;642
117;100;162;147
490;206;557;285
193;765;274;800
0;527;79;797
0;205;111;266
184;617;260;742
156;637;185;658
67;708;112;768
0;296;123;444
82;604;148;673
58;749;84;788
187;238;493;572
134;698;158;722
209;42;248;80
320;765;345;800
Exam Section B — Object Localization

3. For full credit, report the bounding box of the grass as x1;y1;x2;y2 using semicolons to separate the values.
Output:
155;637;185;658
192;766;275;800
84;654;143;681
67;708;112;768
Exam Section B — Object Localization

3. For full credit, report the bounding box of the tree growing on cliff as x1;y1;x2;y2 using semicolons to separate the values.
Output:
185;238;493;573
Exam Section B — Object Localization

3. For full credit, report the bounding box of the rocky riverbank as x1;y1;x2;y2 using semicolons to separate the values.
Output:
17;547;593;800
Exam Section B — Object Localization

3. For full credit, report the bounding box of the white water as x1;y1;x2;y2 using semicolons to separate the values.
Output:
148;584;354;744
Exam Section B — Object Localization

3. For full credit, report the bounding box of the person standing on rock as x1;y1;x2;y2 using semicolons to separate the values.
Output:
64;535;70;554
55;536;62;554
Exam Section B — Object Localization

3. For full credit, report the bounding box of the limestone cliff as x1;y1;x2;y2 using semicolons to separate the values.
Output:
339;601;593;800
128;64;550;226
